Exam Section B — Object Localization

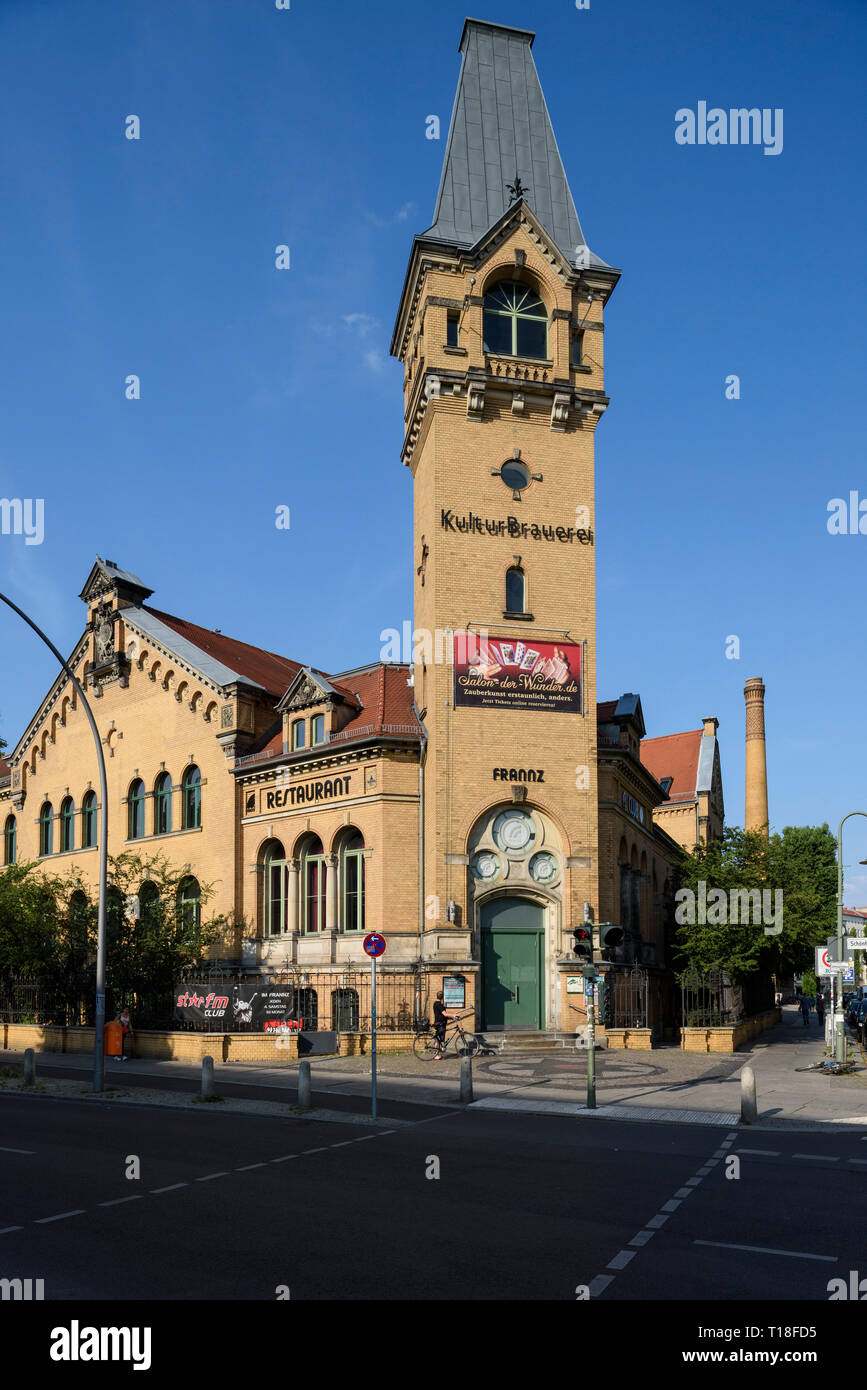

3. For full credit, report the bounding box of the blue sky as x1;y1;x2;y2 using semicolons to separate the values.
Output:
1;0;865;896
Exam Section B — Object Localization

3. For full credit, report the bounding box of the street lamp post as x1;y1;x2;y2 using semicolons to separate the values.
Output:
0;592;109;1092
835;813;867;1064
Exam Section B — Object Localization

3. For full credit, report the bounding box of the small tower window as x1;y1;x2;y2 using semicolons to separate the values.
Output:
446;311;460;348
570;329;585;367
505;567;526;614
483;280;548;360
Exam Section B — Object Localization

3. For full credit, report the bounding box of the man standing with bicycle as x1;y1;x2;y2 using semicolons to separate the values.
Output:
433;991;451;1061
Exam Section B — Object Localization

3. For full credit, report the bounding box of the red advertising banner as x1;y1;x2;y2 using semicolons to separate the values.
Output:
453;633;582;713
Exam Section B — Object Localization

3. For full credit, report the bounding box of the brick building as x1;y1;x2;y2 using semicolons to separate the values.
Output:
0;19;724;1038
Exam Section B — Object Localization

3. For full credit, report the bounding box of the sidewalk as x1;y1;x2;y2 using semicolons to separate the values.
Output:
3;1005;865;1130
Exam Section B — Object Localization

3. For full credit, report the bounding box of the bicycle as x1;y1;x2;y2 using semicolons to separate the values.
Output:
413;1010;482;1060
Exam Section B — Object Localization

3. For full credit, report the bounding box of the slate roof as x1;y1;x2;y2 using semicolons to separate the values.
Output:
244;663;422;763
135;606;304;698
423;19;607;269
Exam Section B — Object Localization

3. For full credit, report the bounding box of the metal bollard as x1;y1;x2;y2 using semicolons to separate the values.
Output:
459;1054;474;1104
201;1055;214;1100
23;1048;36;1087
297;1059;312;1112
740;1064;758;1124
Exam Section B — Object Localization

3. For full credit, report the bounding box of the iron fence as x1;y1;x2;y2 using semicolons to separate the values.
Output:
679;967;743;1028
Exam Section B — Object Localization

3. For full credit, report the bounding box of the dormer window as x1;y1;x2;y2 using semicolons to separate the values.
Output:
483;280;548;360
311;715;325;745
292;719;306;750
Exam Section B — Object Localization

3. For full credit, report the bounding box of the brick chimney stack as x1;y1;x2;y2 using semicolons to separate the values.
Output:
744;677;769;833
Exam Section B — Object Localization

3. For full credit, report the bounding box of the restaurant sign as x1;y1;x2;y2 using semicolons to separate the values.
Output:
454;634;582;713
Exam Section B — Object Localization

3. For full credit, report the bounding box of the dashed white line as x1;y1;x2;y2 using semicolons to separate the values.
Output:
301;1148;328;1156
848;1158;867;1166
674;1187;694;1199
696;1165;714;1176
793;1153;839;1162
628;1230;655;1247
270;1155;298;1163
0;1226;23;1235
694;1239;837;1263
151;1183;188;1193
587;1274;614;1296
195;1172;228;1182
35;1210;85;1224
236;1163;266;1171
606;1249;636;1271
735;1148;780;1156
330;1141;355;1148
660;1199;681;1213
99;1195;143;1207
646;1214;670;1230
685;1178;703;1188
0;1145;34;1154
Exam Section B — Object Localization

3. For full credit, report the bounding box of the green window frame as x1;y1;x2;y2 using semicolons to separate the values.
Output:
39;803;54;857
4;815;16;866
81;791;97;849
154;772;172;836
341;832;365;932
60;796;75;853
483;280;548;360
177;876;201;932
311;714;325;745
292;719;306;750
182;766;201;829
262;840;288;937
301;837;326;934
128;780;145;840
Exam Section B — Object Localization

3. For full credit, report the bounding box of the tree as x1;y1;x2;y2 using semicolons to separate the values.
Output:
674;824;837;981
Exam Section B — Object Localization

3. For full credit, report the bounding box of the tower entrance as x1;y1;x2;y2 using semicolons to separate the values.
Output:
480;897;545;1031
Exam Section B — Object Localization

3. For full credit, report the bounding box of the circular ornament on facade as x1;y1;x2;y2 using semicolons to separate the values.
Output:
529;851;558;884
471;850;501;882
493;809;536;853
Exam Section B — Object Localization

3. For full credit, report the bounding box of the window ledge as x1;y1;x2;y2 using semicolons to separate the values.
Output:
443;345;467;356
502;611;535;622
125;826;203;846
572;364;592;374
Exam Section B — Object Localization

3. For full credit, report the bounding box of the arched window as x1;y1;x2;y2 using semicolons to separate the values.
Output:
128;780;145;840
4;815;16;866
39;803;54;857
81;790;97;849
331;987;359;1032
505;566;526;614
261;839;289;937
139;880;160;931
68;888;90;937
154;772;172;836
300;836;326;934
59;797;75;853
292;719;306;751
339;831;365;933
177;876;201;932
181;766;201;830
483;280;548;359
311;714;325;745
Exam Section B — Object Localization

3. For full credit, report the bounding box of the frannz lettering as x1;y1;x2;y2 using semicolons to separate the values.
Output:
492;768;544;783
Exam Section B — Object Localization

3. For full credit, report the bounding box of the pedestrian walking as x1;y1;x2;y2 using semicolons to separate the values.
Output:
799;994;812;1027
116;1005;134;1060
815;994;826;1027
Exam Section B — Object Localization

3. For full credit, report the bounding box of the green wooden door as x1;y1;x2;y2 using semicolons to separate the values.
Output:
481;898;544;1031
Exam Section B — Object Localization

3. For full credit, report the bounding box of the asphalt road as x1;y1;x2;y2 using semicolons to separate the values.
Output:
1;1094;866;1301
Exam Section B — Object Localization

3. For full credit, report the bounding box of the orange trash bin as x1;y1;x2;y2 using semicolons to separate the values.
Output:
104;1020;123;1057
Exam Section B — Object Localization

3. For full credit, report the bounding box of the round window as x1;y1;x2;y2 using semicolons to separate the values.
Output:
493;809;536;853
500;459;530;493
471;850;501;882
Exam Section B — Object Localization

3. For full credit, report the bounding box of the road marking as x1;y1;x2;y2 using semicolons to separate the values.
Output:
793;1154;839;1162
270;1155;298;1163
735;1148;780;1156
685;1178;703;1187
35;1210;86;1224
587;1274;614;1296
236;1163;266;1171
848;1159;867;1165
696;1165;714;1175
0;1146;34;1154
646;1214;670;1230
660;1199;681;1213
0;1226;23;1235
330;1141;355;1148
151;1183;188;1193
607;1249;636;1271
693;1240;837;1262
98;1195;143;1207
195;1172;228;1182
301;1148;328;1155
674;1187;694;1198
628;1230;655;1247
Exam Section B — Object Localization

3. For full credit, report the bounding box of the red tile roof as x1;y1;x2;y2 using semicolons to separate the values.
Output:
143;607;304;698
0;757;10;780
641;729;703;802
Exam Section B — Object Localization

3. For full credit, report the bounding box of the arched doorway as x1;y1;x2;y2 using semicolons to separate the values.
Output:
480;897;545;1031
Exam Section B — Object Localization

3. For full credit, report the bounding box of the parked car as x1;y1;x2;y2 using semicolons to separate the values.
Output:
847;997;862;1028
856;1000;867;1044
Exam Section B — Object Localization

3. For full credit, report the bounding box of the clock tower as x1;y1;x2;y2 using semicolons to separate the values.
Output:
391;19;620;1032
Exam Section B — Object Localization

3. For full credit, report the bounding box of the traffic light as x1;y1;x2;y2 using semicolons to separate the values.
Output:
572;927;593;962
598;973;614;1026
598;923;625;960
